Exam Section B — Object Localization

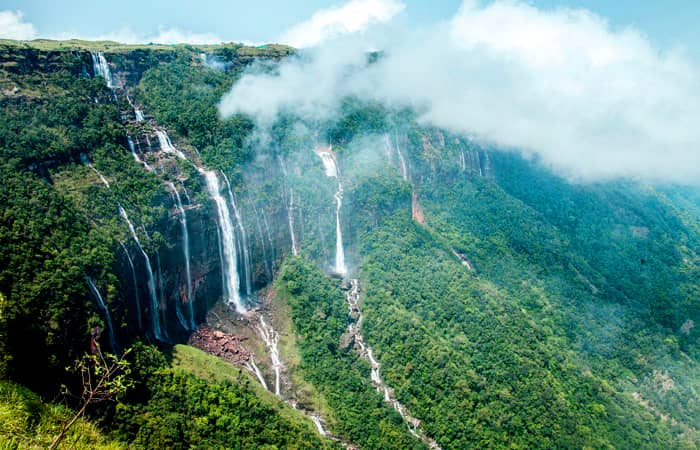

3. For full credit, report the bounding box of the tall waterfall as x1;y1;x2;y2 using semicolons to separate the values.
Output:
168;182;196;330
119;242;142;330
91;52;114;89
86;277;117;351
155;130;187;160
118;205;163;341
317;148;346;275
222;173;253;297
202;171;245;314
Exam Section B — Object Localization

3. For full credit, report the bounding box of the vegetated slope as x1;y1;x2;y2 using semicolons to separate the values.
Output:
276;257;426;449
111;344;336;449
0;380;124;449
0;46;138;388
415;153;699;438
347;169;682;448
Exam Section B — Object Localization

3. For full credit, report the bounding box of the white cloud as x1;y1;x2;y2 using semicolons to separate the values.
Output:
0;10;37;40
220;0;700;185
279;0;405;48
148;27;223;45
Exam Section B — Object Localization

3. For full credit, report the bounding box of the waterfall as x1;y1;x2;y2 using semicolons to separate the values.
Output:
393;133;409;181
90;165;110;187
181;183;192;205
278;155;298;256
317;148;346;275
222;173;253;297
155;253;174;340
311;416;327;437
202;171;245;314
90;52;114;89
169;182;196;330
119;242;143;330
155;130;187;160
333;191;346;275
127;135;154;171
252;204;273;280
261;209;275;264
135;109;145;122
288;189;299;256
256;316;282;396
86;277;117;351
244;357;268;390
118;205;163;341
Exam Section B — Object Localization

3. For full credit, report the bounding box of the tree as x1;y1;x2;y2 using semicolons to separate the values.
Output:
49;344;132;450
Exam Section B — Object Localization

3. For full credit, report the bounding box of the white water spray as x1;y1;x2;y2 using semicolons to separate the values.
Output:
135;109;145;122
202;171;245;314
119;205;163;341
169;182;196;330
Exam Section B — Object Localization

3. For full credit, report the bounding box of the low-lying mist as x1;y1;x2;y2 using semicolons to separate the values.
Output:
219;0;700;185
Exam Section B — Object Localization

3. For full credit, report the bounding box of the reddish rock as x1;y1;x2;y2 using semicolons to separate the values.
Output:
188;326;251;365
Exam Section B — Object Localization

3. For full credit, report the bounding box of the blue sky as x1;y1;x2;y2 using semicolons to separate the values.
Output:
1;0;699;55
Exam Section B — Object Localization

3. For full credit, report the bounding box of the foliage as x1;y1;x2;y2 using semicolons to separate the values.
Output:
111;343;335;449
0;380;124;449
276;257;426;449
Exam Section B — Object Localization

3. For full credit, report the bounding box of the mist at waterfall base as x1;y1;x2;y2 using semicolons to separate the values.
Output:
219;0;700;185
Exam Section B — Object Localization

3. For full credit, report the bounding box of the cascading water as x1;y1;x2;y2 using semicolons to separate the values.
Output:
288;189;299;256
393;133;409;181
91;51;114;89
135;109;145;122
345;278;440;449
119;205;163;341
127;135;154;172
119;242;142;330
202;171;245;314
252;204;272;281
222;173;253;297
256;316;282;396
91;166;111;187
86;277;118;351
317;147;346;275
244;357;268;390
311;416;327;437
168;182;196;330
156;130;187;160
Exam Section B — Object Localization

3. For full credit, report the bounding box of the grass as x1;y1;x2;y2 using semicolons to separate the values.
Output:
0;380;124;450
271;286;337;428
170;344;312;426
0;39;293;54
